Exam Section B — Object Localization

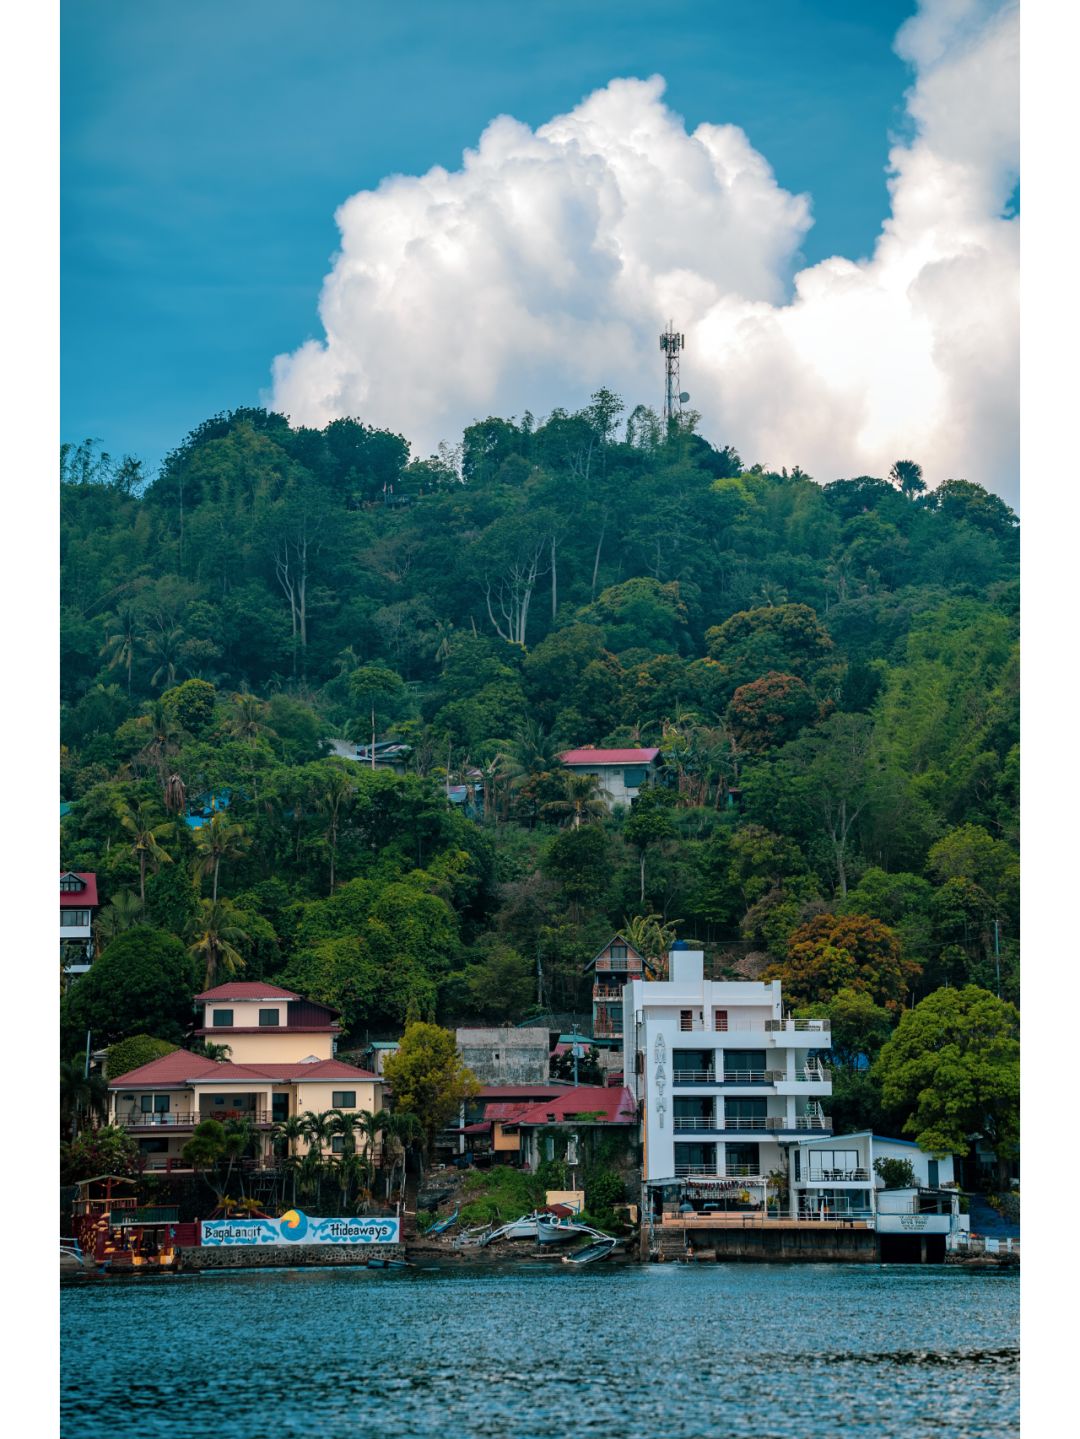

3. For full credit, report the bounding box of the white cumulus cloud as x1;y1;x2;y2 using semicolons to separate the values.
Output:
270;0;1018;503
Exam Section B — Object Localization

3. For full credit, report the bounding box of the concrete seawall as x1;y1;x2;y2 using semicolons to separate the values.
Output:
180;1243;405;1271
652;1227;880;1262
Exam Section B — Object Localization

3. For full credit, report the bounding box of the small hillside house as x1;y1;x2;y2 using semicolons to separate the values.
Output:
60;871;98;975
586;936;658;1040
559;747;660;809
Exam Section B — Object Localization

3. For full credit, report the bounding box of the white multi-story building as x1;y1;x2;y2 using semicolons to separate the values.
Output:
623;942;832;1204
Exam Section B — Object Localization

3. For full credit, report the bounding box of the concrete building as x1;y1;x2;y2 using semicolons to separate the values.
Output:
60;871;98;975
622;942;832;1203
559;747;660;809
106;1051;383;1173
455;1027;551;1085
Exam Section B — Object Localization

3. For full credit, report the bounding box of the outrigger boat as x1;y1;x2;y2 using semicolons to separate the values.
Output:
562;1236;618;1265
426;1207;459;1237
535;1214;593;1245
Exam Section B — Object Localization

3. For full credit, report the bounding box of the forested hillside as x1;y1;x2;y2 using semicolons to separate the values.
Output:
60;398;1019;1137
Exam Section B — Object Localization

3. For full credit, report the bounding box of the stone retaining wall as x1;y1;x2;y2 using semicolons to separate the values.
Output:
179;1243;404;1271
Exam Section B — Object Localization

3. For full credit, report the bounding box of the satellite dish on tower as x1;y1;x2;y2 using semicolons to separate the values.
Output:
679;392;690;403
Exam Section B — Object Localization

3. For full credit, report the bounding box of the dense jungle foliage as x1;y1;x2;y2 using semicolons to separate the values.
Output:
59;396;1019;1143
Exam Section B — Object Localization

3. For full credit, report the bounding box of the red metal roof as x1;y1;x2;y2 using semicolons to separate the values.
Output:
502;1085;637;1127
559;748;660;766
484;1101;545;1123
475;1084;568;1098
107;1051;379;1088
194;982;302;1002
60;872;98;907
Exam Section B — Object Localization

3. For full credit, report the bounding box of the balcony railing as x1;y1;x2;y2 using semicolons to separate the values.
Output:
764;1019;830;1033
672;1113;833;1132
673;1067;829;1085
675;1018;829;1034
805;1168;870;1182
674;1163;765;1179
115;1108;274;1128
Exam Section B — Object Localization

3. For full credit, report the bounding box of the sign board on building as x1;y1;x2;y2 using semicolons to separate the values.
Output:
201;1210;400;1246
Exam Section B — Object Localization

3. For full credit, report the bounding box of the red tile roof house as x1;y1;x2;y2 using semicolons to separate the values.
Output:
60;871;99;976
500;1085;639;1173
107;1050;384;1174
559;748;660;809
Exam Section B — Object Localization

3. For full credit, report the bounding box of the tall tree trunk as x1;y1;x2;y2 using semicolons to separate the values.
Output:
551;535;557;618
212;857;220;903
139;851;147;903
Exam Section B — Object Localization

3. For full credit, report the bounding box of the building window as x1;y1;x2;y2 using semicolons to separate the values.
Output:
331;1090;356;1109
610;943;628;960
623;767;647;787
60;910;90;927
258;1009;280;1027
140;1094;170;1114
212;1009;234;1028
680;1010;693;1032
138;1138;169;1154
714;1009;728;1032
331;1136;345;1154
724;1050;766;1075
60;876;84;892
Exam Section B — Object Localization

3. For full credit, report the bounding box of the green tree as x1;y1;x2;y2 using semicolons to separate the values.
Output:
61;1125;140;1184
60;1059;109;1139
765;912;918;1012
623;789;676;903
874;985;1019;1177
161;677;218;735
728;672;817;752
104;1034;180;1079
61;927;196;1049
381;1022;480;1159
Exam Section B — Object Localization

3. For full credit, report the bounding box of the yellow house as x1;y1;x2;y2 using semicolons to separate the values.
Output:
107;1051;384;1173
192;982;340;1064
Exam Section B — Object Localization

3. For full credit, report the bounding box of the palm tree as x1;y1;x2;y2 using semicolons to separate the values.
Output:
60;1059;108;1140
221;1118;256;1199
315;768;355;894
329;1109;364;1158
190;1040;232;1061
116;799;174;902
142;625;187;689
381;1110;422;1201
93;889;143;949
299;1110;336;1208
540;770;607;828
163;771;187;816
193;813;250;901
496;720;563;822
620;913;680;974
186;899;250;988
889;458;926;498
99;605;142;696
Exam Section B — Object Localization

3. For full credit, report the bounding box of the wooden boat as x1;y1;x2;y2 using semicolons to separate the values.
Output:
562;1236;617;1266
426;1207;459;1237
453;1224;495;1248
536;1215;592;1245
365;1256;411;1270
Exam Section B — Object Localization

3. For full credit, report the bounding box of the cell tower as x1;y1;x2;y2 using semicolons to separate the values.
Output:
659;321;688;428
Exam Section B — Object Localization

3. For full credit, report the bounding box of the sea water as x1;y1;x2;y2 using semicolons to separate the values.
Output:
61;1262;1018;1438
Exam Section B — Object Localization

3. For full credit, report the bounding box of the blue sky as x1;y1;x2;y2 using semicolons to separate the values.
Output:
62;0;917;474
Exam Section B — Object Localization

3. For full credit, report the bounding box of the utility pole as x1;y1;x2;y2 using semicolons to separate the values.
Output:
571;1022;580;1087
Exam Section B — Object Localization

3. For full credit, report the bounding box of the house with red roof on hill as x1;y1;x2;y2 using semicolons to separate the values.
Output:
501;1084;639;1171
193;982;341;1064
60;871;98;976
558;747;660;809
106;1050;383;1174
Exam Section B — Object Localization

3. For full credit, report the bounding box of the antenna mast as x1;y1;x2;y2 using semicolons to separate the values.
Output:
659;321;687;429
